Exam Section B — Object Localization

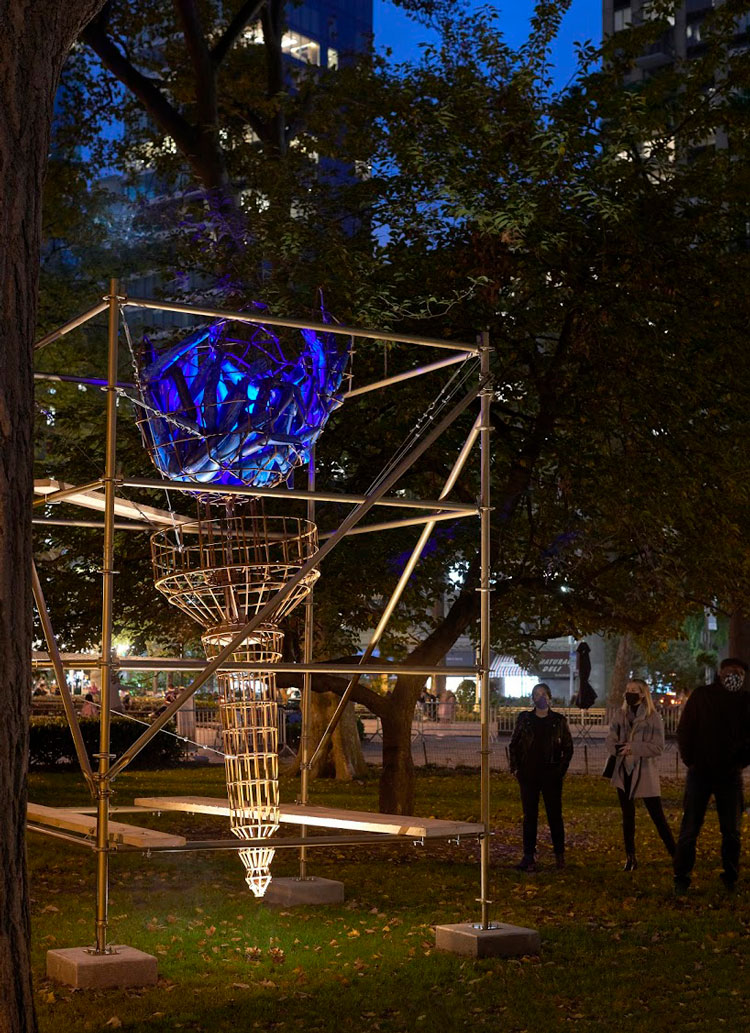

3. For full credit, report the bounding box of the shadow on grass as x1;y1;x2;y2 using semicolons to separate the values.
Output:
28;768;750;1033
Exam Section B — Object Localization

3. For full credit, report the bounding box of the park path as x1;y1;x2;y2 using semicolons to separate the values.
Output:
358;718;688;777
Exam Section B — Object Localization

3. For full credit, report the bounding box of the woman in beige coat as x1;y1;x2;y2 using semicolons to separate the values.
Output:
605;678;676;871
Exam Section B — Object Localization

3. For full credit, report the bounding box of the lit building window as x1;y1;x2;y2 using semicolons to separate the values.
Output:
242;22;262;44
242;24;320;66
686;20;703;45
327;46;339;69
613;6;632;32
281;30;320;65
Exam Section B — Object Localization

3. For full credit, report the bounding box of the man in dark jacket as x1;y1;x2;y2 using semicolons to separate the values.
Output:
509;683;574;871
673;657;750;893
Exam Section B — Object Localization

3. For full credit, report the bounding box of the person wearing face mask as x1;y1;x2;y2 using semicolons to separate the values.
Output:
673;657;750;894
605;678;675;872
509;683;574;871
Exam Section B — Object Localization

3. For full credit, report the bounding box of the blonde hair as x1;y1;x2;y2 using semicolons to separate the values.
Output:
622;678;655;715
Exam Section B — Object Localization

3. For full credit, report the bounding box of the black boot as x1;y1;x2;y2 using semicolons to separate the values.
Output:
623;853;638;872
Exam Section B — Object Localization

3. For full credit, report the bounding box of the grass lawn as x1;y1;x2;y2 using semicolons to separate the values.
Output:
28;767;750;1032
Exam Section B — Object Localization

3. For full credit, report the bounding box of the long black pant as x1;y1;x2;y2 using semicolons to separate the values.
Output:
616;778;675;857
673;767;743;885
518;775;565;857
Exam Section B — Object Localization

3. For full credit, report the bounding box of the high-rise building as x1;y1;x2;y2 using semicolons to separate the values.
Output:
286;0;372;69
603;0;750;80
77;1;374;308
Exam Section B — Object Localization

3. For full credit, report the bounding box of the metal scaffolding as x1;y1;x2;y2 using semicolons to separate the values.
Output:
31;283;493;952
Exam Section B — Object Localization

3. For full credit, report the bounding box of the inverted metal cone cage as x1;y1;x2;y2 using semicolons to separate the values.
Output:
151;502;319;895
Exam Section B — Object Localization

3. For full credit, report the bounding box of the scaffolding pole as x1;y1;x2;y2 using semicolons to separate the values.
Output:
123;297;479;354
343;352;474;398
299;451;315;879
478;331;493;929
34;300;109;351
94;280;120;954
120;475;476;514
107;377;482;782
32;656;480;677
31;286;496;944
30;562;94;790
308;415;482;770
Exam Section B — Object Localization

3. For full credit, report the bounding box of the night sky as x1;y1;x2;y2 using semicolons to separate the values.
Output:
373;0;601;87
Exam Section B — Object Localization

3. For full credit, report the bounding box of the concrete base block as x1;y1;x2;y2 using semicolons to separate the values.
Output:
263;876;345;907
435;922;541;958
46;946;158;989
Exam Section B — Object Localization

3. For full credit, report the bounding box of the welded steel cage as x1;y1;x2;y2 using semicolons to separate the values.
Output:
150;505;320;630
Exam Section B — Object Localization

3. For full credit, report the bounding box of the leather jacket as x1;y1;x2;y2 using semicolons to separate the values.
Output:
509;709;573;779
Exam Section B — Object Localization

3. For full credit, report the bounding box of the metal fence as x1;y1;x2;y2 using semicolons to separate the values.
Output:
358;703;686;777
30;698;686;774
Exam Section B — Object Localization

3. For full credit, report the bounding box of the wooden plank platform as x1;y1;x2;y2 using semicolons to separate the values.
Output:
27;803;187;848
133;796;484;839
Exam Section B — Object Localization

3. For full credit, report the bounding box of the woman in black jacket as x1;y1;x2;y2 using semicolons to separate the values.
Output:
509;683;574;871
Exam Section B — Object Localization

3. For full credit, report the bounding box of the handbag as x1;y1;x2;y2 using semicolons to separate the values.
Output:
602;754;616;779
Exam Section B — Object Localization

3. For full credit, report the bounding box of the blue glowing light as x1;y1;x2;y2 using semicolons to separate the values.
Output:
136;313;350;489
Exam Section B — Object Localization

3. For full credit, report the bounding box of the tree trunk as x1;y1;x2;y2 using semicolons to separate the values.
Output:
609;634;632;710
728;612;750;666
378;697;417;814
305;691;367;780
0;4;105;1030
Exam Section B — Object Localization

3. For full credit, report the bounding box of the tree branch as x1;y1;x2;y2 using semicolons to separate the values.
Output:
261;0;287;155
275;666;388;716
211;0;267;68
174;0;216;125
80;19;198;158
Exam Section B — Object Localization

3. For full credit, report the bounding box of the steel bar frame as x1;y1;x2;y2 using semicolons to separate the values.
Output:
34;371;135;390
108;376;481;781
121;475;476;513
30;286;495;945
34;299;109;350
122;297;479;354
31;657;481;677
30;562;95;789
27;825;455;853
32;508;476;537
343;352;474;398
32;518;155;531
299;451;316;879
308;414;482;769
33;478;105;509
93;279;121;953
319;509;478;538
478;332;493;929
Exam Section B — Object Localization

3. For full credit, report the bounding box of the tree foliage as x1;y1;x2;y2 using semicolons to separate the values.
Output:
37;0;750;812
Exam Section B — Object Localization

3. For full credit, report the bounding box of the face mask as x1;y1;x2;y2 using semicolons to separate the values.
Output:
721;672;745;692
625;692;641;707
534;695;549;710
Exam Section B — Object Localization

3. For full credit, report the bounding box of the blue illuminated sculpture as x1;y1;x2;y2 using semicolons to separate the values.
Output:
136;313;350;489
